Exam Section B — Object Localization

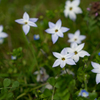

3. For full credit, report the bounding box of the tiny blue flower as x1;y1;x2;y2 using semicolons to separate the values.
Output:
98;52;100;56
33;34;40;40
11;56;17;60
94;98;97;100
79;89;89;97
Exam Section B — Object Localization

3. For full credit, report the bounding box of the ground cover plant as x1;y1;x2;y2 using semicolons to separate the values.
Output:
0;0;100;100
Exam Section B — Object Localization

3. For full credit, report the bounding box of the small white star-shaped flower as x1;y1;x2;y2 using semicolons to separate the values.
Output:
52;48;76;68
0;25;8;38
68;30;86;44
91;62;100;84
64;0;82;21
34;67;49;82
15;12;38;35
65;43;90;62
45;19;69;44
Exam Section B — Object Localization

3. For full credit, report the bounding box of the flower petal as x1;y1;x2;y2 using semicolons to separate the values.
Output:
0;25;3;32
15;19;24;24
66;48;73;53
75;30;80;37
45;28;54;34
23;12;29;20
91;69;100;74
22;25;30;35
0;32;8;38
65;53;74;58
75;43;85;52
52;34;58;44
49;22;55;28
64;9;69;17
91;62;100;69
52;59;60;67
79;35;86;40
96;74;100;84
61;27;69;33
61;48;67;55
74;7;82;14
69;12;76;21
57;31;63;37
71;42;78;49
66;59;76;65
68;33;74;38
60;61;66;68
78;50;90;57
72;0;80;6
29;18;38;22
72;55;79;62
56;19;62;29
53;52;61;58
65;0;71;6
28;21;37;27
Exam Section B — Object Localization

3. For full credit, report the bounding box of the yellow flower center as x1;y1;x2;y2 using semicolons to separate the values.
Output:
25;22;28;24
82;92;87;97
69;7;73;11
55;29;58;32
62;57;65;61
74;38;77;41
74;51;78;55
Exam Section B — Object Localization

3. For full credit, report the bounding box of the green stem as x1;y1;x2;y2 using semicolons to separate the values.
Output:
16;83;48;100
22;32;39;72
51;86;55;100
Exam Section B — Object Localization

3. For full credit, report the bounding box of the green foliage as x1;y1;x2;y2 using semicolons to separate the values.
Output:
0;0;100;100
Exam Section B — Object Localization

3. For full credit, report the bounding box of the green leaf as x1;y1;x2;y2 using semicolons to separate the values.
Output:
3;78;11;87
12;81;19;88
7;92;13;98
48;77;56;86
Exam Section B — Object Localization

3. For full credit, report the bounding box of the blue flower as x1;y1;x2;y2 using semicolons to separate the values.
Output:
11;56;17;60
33;34;40;40
79;89;89;97
98;52;100;56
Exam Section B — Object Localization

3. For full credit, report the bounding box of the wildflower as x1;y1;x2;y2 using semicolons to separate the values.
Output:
52;48;76;68
45;83;53;90
11;56;17;60
15;12;38;35
68;30;86;44
61;68;74;76
34;67;49;82
33;34;40;40
64;0;82;21
91;62;100;84
79;89;89;97
98;52;100;56
65;43;90;62
0;25;8;39
87;7;90;11
45;19;69;44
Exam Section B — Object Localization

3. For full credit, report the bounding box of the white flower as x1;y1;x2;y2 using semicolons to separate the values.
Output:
61;68;74;76
91;62;100;84
45;83;53;90
45;19;69;44
34;67;49;82
65;43;90;62
15;12;38;35
52;48;76;68
0;25;8;38
64;0;82;21
68;30;86;44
